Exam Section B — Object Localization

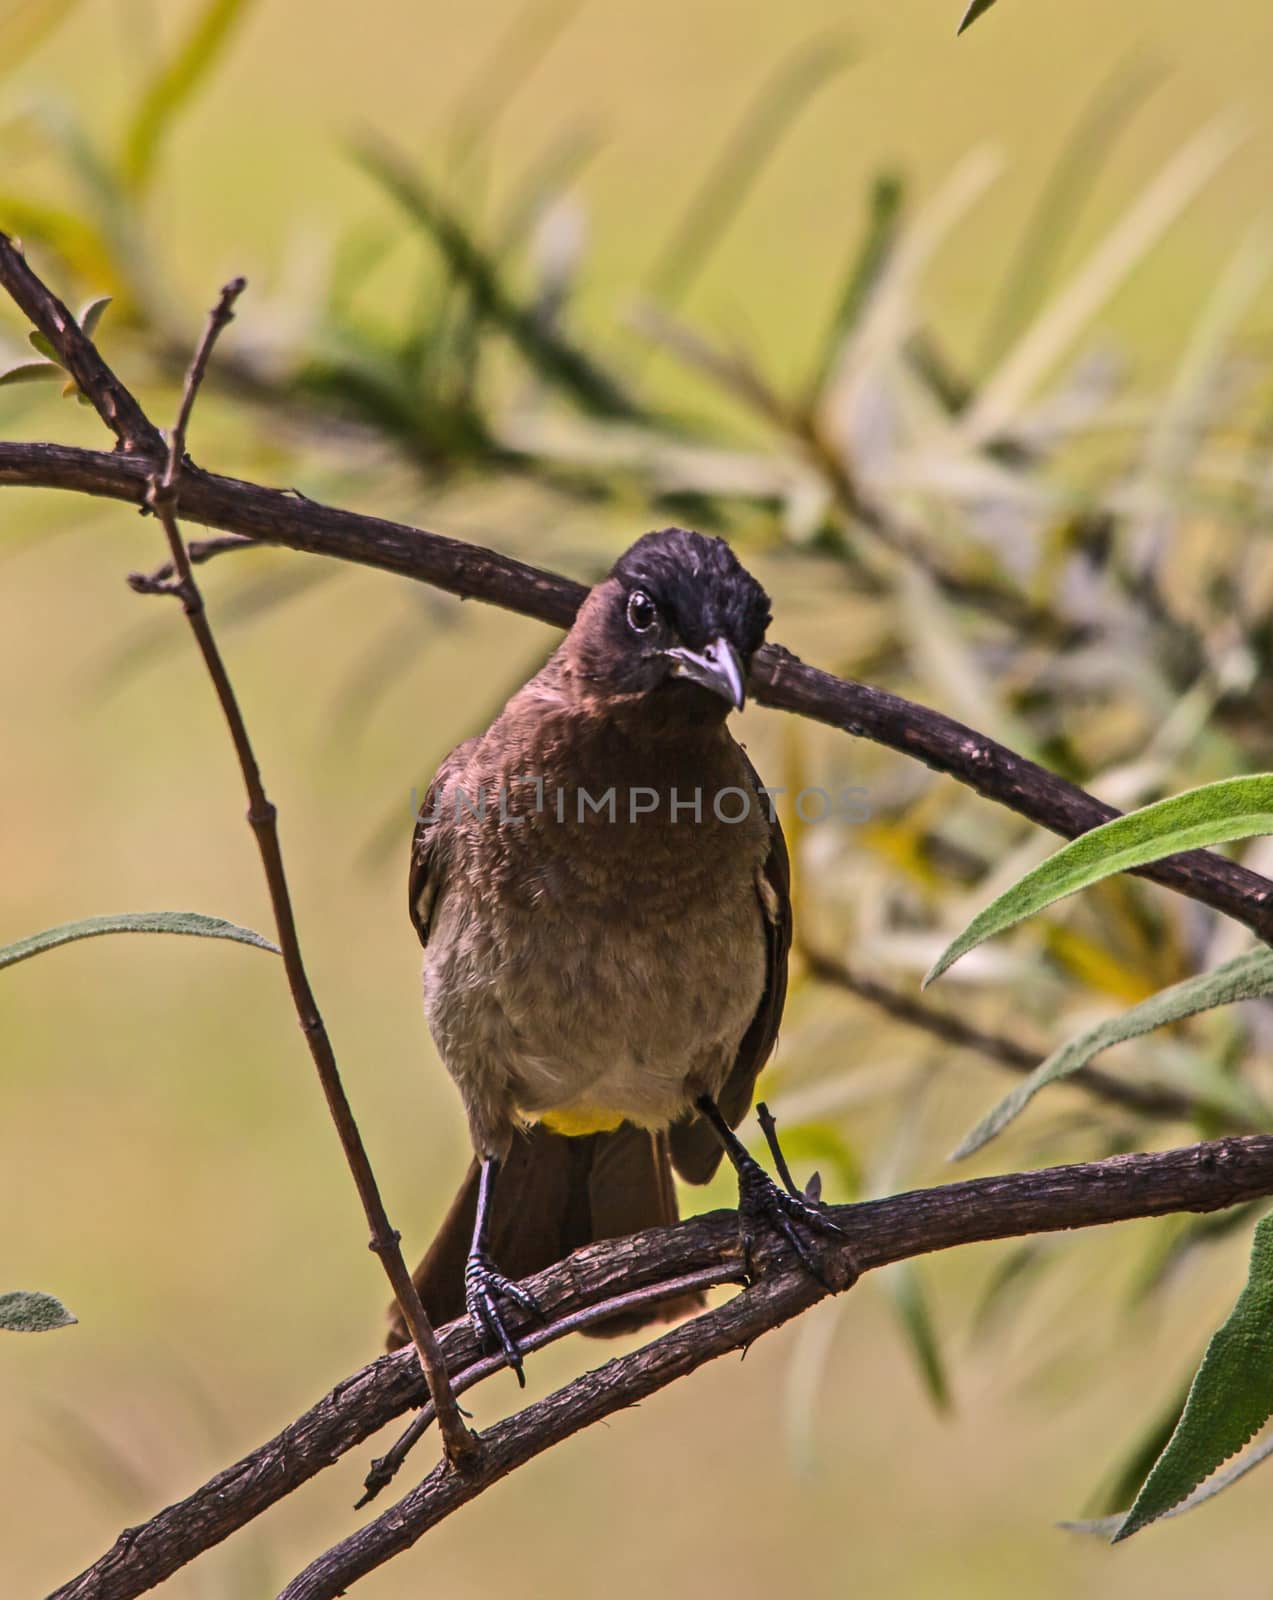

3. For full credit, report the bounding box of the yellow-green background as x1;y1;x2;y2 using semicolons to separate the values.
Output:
4;1;1273;1595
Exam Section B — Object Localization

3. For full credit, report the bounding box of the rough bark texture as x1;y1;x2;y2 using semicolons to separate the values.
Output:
51;1136;1273;1600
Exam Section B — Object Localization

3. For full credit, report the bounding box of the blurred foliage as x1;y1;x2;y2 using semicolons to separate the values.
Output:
6;0;1273;1570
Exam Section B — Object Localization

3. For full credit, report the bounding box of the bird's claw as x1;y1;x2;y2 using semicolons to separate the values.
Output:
464;1251;543;1387
737;1154;845;1290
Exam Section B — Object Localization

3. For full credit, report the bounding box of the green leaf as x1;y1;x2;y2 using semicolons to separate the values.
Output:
0;1290;77;1333
121;0;257;193
886;1261;952;1413
0;359;62;387
78;295;111;337
27;330;61;363
1065;1429;1273;1538
1114;1212;1273;1540
956;0;1000;34
925;775;1273;988
352;138;641;421
806;170;904;401
977;56;1163;370
0;911;279;972
952;946;1273;1159
647;31;855;311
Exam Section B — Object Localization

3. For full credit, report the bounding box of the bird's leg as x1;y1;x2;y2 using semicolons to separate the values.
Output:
695;1094;844;1288
464;1154;543;1387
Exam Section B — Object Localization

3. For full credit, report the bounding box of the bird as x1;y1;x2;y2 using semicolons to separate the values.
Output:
387;526;842;1377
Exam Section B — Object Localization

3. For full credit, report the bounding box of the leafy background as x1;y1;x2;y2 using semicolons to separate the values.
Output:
7;0;1273;1595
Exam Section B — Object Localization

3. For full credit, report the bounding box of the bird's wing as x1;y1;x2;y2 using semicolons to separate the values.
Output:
668;753;792;1183
408;738;480;948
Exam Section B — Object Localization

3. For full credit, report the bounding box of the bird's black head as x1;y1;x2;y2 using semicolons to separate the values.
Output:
565;527;771;721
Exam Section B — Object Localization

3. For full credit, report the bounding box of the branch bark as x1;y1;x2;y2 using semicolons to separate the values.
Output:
3;436;1273;945
49;1134;1273;1600
123;275;476;1466
799;943;1207;1124
7;234;1273;1598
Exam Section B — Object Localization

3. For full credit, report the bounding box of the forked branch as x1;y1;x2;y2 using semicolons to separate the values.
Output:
4;235;1273;1598
126;272;475;1468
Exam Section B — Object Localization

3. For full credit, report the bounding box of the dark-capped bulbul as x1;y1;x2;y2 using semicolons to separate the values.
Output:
388;527;841;1376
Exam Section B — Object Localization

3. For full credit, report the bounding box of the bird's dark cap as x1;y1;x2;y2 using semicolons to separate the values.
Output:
611;527;771;661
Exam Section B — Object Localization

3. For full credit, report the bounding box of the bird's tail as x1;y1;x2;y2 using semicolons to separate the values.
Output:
386;1122;704;1349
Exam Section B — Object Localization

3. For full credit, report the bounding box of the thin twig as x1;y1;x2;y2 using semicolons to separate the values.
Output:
139;279;477;1470
800;943;1207;1124
48;1133;1273;1600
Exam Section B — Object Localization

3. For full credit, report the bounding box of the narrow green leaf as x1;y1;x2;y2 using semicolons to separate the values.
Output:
970;1239;1054;1342
1065;1429;1273;1538
27;330;61;363
956;0;1000;34
121;0;256;193
0;911;279;972
0;1290;77;1333
647;31;855;311
79;295;111;337
806;171;905;402
1115;1213;1273;1540
977;56;1162;370
352;138;641;421
887;1262;952;1413
952;946;1273;1159
925;775;1273;988
0;360;61;387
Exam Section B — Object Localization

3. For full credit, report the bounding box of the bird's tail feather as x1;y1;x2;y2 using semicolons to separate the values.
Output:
386;1122;704;1349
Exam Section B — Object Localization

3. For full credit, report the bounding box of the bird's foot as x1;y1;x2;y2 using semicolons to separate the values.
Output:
736;1150;846;1291
464;1250;543;1387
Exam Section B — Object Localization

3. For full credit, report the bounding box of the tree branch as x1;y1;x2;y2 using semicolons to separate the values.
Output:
2;435;1273;944
799;943;1208;1124
130;278;476;1468
49;1134;1273;1600
0;237;162;455
8;234;1273;1598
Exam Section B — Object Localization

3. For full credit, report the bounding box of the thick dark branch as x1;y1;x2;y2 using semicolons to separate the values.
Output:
2;436;1272;942
800;944;1207;1124
51;1134;1273;1600
0;236;162;455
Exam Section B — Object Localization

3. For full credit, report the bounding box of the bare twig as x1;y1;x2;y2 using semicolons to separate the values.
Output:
800;943;1208;1124
137;280;477;1470
46;1134;1273;1600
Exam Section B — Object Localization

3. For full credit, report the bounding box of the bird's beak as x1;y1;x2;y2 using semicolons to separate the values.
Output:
665;636;747;710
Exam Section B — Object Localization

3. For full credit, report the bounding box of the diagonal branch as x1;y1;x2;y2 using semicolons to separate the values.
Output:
3;232;1272;945
0;236;162;455
133;279;476;1469
0;436;1268;946
48;1133;1273;1600
799;943;1207;1124
1;434;1271;943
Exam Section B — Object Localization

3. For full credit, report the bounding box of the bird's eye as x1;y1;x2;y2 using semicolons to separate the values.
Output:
626;589;657;634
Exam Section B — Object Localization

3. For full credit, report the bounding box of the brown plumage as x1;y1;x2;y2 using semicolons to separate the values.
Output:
389;528;833;1375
